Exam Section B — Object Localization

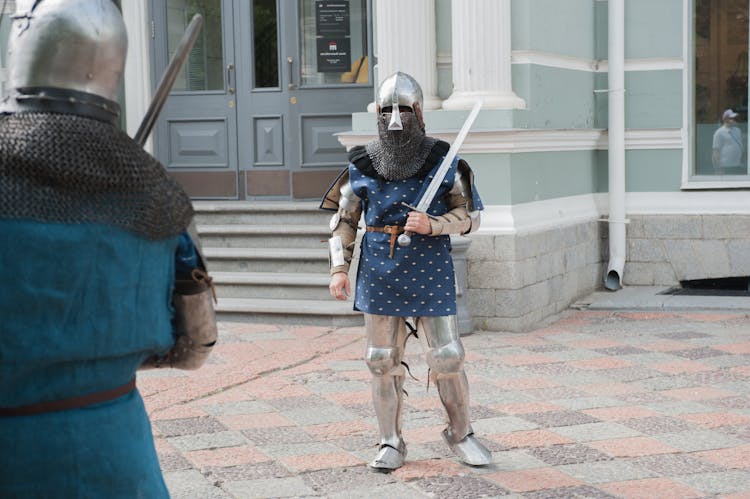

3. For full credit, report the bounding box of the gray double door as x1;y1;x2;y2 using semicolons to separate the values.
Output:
150;0;372;199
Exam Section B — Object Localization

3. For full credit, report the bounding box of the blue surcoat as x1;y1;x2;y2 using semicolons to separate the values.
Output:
349;156;482;317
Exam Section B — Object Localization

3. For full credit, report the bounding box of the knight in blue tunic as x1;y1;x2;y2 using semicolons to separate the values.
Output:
321;72;492;471
0;2;217;497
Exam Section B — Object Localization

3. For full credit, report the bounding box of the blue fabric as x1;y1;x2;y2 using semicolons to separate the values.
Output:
350;156;471;316
0;220;179;498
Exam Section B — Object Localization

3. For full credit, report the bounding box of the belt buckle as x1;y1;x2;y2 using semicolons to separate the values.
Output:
383;225;395;234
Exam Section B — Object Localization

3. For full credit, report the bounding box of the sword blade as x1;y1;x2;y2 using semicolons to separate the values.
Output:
414;99;482;213
134;14;204;147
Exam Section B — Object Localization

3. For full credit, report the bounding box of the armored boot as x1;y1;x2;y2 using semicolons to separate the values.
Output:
435;372;492;466
368;372;407;471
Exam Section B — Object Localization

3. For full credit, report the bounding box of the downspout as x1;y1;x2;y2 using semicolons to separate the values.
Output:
605;0;626;291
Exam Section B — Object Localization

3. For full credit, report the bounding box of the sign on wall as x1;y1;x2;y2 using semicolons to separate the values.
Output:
315;1;351;72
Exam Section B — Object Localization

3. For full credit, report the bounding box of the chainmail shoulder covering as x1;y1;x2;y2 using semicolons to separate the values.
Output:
353;138;450;181
0;112;194;240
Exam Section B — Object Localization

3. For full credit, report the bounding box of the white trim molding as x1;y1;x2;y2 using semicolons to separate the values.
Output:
511;50;683;73
478;190;750;235
337;128;683;154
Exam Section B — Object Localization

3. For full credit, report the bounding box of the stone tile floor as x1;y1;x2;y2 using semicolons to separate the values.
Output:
138;310;750;498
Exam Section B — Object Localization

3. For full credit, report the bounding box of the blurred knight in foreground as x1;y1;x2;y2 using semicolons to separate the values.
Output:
0;1;217;496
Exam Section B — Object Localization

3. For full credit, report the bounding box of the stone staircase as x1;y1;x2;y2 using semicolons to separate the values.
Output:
193;201;364;327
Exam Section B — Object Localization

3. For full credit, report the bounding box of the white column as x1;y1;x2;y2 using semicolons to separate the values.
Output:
373;0;441;110
442;0;525;110
121;1;153;150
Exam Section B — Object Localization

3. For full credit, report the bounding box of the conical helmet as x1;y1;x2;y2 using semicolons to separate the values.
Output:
7;0;127;105
375;71;424;130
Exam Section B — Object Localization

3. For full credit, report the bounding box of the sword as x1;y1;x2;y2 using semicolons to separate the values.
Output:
397;99;483;247
134;14;204;147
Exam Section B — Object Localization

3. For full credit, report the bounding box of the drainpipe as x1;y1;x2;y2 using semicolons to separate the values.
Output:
605;0;626;291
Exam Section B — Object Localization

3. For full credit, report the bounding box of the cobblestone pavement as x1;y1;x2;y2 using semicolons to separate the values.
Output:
138;310;750;498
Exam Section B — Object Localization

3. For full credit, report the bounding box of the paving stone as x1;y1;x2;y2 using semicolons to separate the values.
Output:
329;435;377;452
594;346;651;356
221;477;316;499
300;465;396;494
636;376;696;391
656;331;712;340
260;441;342;459
703;355;750;369
670;347;731;359
523;485;619;499
716;425;750;441
526;444;613;466
524;344;573;353
488;450;549;471
471;415;540;434
675;471;750;494
202;401;275;417
619;416;696;435
644;400;712;415
343;402;377;418
204;461;291;481
163;469;231;499
520;363;583;376
519;410;600;428
628;454;727;476
168;431;248;452
617;392;671;405
526;387;592;400
303;380;371;394
266;395;333;411
713;396;750;409
654;429;745;452
283;404;361;426
328;482;433;499
601;367;668;382
552;422;642;442
412;474;512;498
557;460;657;484
241;426;315;445
470;404;504;419
158;452;194;472
549;396;624;411
154;416;228;437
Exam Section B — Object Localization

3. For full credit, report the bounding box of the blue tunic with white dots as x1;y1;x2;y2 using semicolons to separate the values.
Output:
350;157;469;317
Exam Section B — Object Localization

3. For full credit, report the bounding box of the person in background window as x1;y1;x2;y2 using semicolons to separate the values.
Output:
340;55;368;83
712;109;745;174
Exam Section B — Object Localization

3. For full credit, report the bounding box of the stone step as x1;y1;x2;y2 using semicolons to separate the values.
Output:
198;224;329;249
203;247;329;273
212;271;332;300
214;297;363;327
193;201;332;226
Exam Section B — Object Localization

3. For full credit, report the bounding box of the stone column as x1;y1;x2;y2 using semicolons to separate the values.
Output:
373;0;441;110
442;0;525;110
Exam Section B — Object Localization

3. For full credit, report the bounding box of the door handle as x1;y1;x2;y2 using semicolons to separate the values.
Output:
227;64;235;95
287;56;294;90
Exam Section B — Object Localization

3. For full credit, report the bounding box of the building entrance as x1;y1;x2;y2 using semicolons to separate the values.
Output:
150;0;372;199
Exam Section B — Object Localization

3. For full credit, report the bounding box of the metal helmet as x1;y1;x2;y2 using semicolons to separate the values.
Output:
6;0;127;109
375;71;424;131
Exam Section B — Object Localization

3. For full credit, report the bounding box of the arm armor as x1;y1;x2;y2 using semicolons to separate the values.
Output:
326;170;362;275
429;160;481;236
141;229;218;371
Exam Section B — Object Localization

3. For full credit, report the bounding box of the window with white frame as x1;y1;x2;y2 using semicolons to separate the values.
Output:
694;0;749;179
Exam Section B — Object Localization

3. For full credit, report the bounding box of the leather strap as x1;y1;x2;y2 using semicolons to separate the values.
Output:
0;379;136;417
366;225;405;258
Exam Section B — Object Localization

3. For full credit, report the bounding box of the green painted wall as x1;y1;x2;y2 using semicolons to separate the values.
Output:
512;0;596;59
513;65;597;129
462;153;512;205
625;149;683;192
597;70;683;129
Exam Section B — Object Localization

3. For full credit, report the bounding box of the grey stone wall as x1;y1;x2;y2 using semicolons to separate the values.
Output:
623;215;750;285
465;220;605;332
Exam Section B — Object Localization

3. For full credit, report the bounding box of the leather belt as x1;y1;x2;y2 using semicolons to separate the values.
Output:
0;378;136;417
366;225;405;258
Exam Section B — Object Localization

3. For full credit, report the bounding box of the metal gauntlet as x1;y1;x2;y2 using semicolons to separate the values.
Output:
143;268;218;370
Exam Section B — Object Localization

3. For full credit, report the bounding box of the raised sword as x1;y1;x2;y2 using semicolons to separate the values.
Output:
397;98;483;247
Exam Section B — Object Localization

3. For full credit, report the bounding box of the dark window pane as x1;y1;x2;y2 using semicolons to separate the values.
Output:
254;0;279;88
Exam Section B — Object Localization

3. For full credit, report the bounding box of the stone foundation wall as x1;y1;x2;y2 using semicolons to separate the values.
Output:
465;220;605;332
622;215;750;285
